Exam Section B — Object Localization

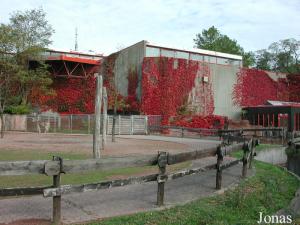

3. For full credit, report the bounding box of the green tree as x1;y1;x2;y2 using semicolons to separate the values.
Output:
10;8;53;52
9;8;54;105
0;24;19;137
0;8;54;138
255;49;273;71
194;26;254;67
255;39;299;73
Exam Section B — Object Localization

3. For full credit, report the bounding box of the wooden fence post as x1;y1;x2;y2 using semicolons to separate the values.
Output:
281;128;284;145
242;142;249;178
102;87;108;148
52;156;62;225
248;139;257;169
157;151;167;206
216;145;224;190
93;74;102;159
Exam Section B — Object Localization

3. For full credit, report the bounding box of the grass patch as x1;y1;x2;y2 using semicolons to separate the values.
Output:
0;149;90;161
0;149;190;188
83;160;300;225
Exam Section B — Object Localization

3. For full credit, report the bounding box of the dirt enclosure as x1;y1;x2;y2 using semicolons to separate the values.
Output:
0;132;194;157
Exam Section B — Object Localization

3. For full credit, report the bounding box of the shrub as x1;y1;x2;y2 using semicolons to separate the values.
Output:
4;105;32;114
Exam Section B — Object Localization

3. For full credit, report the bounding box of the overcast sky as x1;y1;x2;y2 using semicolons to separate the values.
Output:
1;0;299;55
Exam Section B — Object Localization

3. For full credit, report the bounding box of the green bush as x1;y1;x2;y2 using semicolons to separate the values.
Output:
286;146;300;157
4;105;32;114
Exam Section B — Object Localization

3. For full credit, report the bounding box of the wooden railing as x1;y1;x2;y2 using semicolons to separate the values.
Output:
0;139;258;225
149;126;286;142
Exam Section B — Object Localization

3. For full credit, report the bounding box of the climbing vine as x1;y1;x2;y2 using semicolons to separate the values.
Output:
141;57;214;126
287;74;300;102
126;68;139;112
40;76;96;114
232;68;289;107
170;115;225;129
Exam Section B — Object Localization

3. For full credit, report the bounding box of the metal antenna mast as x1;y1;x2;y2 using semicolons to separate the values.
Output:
75;27;78;51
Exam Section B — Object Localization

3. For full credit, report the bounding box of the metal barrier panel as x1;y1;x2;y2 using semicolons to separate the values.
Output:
17;114;147;135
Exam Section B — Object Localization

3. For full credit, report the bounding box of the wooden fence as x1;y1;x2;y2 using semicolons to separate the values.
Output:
0;137;259;225
149;125;286;142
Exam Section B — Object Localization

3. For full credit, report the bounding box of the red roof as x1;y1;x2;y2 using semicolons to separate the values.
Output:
46;55;100;65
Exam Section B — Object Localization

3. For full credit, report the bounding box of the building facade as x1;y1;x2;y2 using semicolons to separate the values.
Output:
111;40;243;119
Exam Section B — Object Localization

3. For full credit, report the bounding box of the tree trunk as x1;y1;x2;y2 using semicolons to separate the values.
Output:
93;75;103;158
0;113;5;138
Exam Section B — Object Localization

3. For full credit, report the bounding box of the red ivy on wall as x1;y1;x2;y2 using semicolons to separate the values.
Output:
126;69;139;111
189;62;214;115
41;76;96;114
287;74;300;102
141;57;214;126
232;68;289;107
41;52;141;114
170;115;225;129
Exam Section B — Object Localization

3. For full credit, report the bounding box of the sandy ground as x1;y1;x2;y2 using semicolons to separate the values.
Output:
0;132;220;157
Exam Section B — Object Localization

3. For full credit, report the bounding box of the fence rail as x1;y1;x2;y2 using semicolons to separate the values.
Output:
148;125;286;141
0;137;258;224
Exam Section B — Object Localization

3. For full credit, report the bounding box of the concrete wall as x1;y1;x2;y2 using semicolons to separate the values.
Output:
186;62;241;118
0;114;27;131
287;155;300;176
113;41;146;99
210;64;241;119
255;146;287;165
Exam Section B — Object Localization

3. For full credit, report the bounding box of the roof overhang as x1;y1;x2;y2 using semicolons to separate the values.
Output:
146;41;243;61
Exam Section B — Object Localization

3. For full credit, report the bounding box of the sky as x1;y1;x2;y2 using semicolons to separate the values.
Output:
0;0;299;55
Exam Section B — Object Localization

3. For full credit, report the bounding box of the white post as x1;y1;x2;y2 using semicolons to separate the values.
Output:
58;115;61;130
118;115;121;135
54;116;56;133
145;116;148;135
93;74;103;158
70;115;73;134
25;115;28;132
130;115;134;135
102;87;108;149
37;115;41;134
87;115;90;134
106;116;109;134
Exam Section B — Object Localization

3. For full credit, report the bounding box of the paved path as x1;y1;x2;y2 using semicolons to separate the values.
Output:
0;159;251;224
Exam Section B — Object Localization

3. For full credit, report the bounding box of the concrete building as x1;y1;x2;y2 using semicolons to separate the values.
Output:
111;40;243;119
